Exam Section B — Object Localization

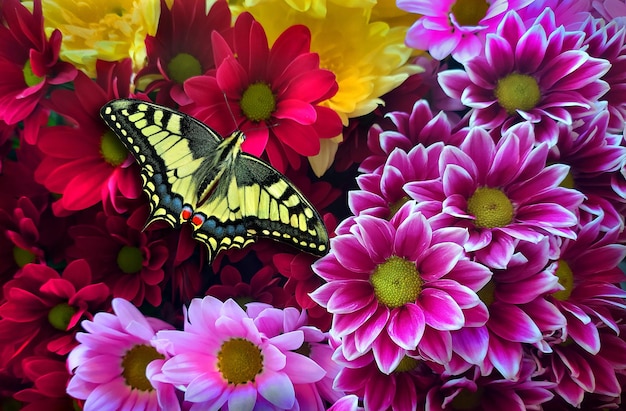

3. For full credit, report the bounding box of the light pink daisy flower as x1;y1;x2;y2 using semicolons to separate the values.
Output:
311;201;491;374
397;0;533;63
404;123;584;269
66;298;179;411
438;9;610;146
155;296;326;411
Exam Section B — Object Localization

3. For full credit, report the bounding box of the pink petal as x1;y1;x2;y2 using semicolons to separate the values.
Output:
420;288;464;330
387;304;425;350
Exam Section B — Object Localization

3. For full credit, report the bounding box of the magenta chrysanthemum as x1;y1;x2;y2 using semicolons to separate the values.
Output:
66;298;178;411
155;296;326;411
397;0;533;63
311;202;491;374
438;9;610;145
404;123;584;269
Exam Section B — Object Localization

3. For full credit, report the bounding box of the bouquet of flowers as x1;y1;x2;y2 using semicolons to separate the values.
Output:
1;0;625;410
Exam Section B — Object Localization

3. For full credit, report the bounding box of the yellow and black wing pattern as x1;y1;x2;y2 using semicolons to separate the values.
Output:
100;99;329;261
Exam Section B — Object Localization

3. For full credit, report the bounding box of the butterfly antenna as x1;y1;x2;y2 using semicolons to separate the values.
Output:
222;92;239;133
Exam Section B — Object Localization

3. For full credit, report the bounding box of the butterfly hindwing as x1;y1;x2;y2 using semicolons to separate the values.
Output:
101;99;223;228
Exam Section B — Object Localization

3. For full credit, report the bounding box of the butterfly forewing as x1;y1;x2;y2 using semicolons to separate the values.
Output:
100;98;329;261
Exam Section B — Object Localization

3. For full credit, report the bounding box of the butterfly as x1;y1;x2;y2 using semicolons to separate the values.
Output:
100;99;329;262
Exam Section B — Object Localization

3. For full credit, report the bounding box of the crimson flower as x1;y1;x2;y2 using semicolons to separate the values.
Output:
184;12;342;172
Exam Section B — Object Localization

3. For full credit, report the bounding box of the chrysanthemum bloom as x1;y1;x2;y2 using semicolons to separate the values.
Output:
592;0;626;21
397;0;533;63
39;0;160;76
333;349;438;410
155;296;326;411
0;260;110;377
425;360;555;410
438;9;610;146
67;211;168;307
311;202;491;374
579;17;626;133
34;59;142;214
541;324;626;407
184;12;342;173
206;265;290;307
328;395;365;411
67;298;179;411
361;99;465;174
404;123;584;269
518;0;592;29
233;0;419;175
457;238;565;379
136;0;232;106
13;356;75;411
0;0;76;142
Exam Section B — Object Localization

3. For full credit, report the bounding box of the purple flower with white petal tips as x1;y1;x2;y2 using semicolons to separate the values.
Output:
438;9;610;146
311;201;491;374
405;122;584;269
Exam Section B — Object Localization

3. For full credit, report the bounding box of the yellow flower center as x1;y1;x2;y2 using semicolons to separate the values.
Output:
388;196;410;220
370;256;421;308
13;246;35;267
48;303;76;331
23;60;45;87
450;386;485;410
467;187;514;228
217;338;263;385
393;356;418;373
450;0;490;26
121;344;164;391
117;245;143;274
552;260;574;301
476;279;496;307
494;73;541;115
167;52;202;84
560;170;575;189
100;130;128;166
240;82;276;122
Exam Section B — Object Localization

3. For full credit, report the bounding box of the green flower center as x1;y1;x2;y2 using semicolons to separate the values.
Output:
494;73;541;115
121;344;164;391
450;386;485;410
561;170;575;189
0;397;21;411
370;256;421;308
48;303;76;331
467;187;514;228
393;356;418;373
23;60;44;87
217;338;263;385
167;52;203;84
450;0;490;26
388;196;410;220
117;246;143;274
552;260;574;301
101;130;128;166
476;279;496;307
13;246;35;267
240;82;276;122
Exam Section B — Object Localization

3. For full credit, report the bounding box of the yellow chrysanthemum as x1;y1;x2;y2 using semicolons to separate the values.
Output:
231;0;420;175
370;0;420;28
225;0;376;19
37;0;160;76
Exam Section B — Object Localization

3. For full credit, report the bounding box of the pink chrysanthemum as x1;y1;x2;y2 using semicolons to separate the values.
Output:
67;298;178;411
155;296;326;411
183;12;342;172
34;60;141;215
0;0;76;143
137;0;232;106
438;9;610;146
66;211;169;307
404;123;584;269
397;0;533;63
311;202;491;374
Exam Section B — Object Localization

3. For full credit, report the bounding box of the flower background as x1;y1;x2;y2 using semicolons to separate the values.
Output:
1;0;626;410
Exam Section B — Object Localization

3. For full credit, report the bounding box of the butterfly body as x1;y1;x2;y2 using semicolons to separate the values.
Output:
100;99;329;261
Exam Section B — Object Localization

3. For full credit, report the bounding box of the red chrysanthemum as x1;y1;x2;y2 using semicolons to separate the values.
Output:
12;355;75;411
0;260;110;377
34;59;142;215
66;210;169;307
137;0;232;106
183;12;342;172
0;0;76;143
